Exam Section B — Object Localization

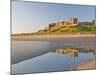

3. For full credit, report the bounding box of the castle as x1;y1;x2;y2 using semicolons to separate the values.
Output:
48;17;78;30
47;17;95;30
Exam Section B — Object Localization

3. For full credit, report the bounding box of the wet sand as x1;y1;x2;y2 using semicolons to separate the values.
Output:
11;35;96;64
12;35;96;48
75;58;96;70
11;41;55;64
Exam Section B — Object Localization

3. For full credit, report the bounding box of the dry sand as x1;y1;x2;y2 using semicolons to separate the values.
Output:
75;58;96;70
12;34;95;39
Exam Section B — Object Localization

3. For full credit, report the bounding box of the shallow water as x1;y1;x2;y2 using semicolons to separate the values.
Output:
11;41;95;74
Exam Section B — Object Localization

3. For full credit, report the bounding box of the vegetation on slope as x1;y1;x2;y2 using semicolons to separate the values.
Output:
36;25;96;35
12;24;96;36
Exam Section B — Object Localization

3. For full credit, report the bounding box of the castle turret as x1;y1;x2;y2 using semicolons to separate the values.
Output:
66;17;78;25
92;19;96;25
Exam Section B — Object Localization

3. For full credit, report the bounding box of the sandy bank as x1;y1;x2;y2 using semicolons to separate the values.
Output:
75;58;96;70
12;34;96;39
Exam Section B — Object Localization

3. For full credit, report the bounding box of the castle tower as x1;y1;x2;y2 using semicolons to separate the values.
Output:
92;19;96;25
66;17;78;26
69;17;78;24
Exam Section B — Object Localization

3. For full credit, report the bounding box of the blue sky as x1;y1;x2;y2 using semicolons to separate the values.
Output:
12;1;95;34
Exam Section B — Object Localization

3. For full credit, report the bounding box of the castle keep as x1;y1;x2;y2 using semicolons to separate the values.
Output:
48;17;78;29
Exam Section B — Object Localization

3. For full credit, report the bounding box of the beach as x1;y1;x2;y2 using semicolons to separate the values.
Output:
12;35;96;48
11;35;96;64
75;58;96;70
11;34;96;74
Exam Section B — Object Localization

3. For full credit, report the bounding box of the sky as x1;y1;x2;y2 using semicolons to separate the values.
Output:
12;1;96;34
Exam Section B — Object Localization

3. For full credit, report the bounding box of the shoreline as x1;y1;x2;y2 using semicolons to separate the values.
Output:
12;34;96;39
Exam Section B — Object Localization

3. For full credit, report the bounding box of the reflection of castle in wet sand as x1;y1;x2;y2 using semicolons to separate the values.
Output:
56;48;95;58
56;48;78;58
